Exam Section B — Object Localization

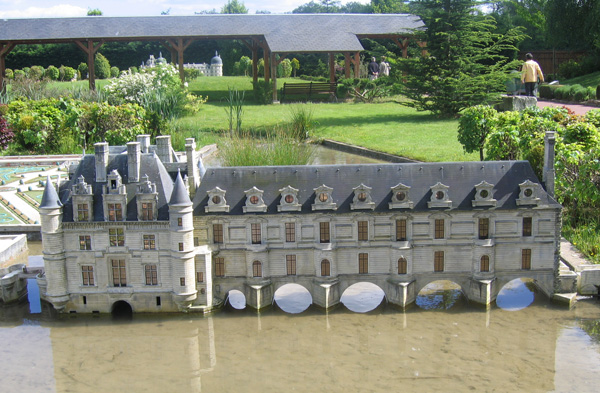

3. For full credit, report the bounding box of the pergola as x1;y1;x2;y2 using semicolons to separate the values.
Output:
0;14;425;100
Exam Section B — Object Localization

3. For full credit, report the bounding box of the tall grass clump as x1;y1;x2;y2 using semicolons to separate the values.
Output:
288;104;315;140
224;87;244;137
219;129;313;167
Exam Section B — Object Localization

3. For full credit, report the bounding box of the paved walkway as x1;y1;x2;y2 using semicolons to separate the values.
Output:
537;99;599;116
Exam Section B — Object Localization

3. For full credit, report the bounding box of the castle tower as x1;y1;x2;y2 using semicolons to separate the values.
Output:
169;170;197;311
39;176;69;310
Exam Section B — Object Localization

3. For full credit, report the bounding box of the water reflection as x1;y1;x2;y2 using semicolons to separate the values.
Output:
273;284;312;314
340;282;385;313
496;278;536;311
416;280;464;310
226;290;246;310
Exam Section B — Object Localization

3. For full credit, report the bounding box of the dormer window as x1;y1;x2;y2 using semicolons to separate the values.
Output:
72;175;93;222
136;175;158;221
312;185;337;211
243;186;267;213
389;183;414;209
278;185;301;212
103;170;126;222
205;187;230;213
351;184;375;210
105;170;125;195
472;181;497;207
428;182;452;208
517;180;541;206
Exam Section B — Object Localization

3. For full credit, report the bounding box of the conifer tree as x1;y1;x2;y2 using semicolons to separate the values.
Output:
399;0;525;117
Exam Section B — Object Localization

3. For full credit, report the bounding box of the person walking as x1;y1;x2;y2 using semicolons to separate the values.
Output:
368;57;379;80
521;53;544;97
379;56;390;77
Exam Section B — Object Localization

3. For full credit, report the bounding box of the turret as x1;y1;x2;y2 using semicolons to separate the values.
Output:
39;176;69;310
169;170;197;310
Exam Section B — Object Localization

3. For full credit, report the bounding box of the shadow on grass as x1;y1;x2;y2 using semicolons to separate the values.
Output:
315;111;453;128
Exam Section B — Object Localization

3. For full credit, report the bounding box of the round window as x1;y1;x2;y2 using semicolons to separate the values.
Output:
436;191;445;200
319;193;328;202
357;192;367;202
396;191;406;201
212;195;221;204
479;190;489;199
524;188;533;197
284;194;294;204
250;195;259;204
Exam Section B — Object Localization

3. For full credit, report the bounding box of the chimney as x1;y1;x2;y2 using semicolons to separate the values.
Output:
137;134;151;153
94;142;109;182
543;131;556;198
185;138;199;197
156;135;173;163
127;142;141;183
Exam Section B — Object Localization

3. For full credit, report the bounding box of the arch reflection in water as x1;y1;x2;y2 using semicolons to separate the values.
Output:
496;278;536;311
226;290;246;310
273;284;312;313
340;282;385;313
416;280;464;310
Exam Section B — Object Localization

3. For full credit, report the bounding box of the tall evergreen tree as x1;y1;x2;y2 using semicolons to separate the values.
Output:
398;0;524;117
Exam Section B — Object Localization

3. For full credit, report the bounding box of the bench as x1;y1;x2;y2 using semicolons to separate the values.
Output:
281;82;337;102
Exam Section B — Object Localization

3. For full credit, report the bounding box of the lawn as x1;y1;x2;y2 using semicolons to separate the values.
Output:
561;71;600;87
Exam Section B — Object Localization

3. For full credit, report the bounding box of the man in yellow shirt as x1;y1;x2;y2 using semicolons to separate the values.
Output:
521;53;544;97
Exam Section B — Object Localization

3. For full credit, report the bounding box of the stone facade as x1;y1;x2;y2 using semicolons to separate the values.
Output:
39;133;562;313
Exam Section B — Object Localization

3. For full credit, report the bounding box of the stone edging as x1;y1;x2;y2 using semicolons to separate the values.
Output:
320;139;420;163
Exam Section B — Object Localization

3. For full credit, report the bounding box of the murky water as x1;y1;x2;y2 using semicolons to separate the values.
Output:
2;276;600;393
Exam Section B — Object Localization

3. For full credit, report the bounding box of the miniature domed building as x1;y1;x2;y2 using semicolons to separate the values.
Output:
209;52;223;77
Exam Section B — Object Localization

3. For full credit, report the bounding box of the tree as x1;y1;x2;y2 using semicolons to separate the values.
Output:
94;53;111;79
457;105;498;161
221;0;248;14
291;58;300;77
398;0;525;117
87;8;102;16
371;0;409;13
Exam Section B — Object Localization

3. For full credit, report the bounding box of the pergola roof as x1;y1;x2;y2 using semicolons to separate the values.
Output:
0;13;425;53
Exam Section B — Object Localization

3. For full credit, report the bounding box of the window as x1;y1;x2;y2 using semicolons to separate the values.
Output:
177;217;183;227
180;277;186;286
523;217;532;237
77;203;89;221
398;257;407;274
108;203;122;221
213;224;224;244
319;222;330;243
434;219;445;239
79;235;91;250
253;261;262;277
178;242;184;251
143;234;156;250
479;218;489;240
396;219;407;241
251;223;261;244
141;202;153;220
197;272;204;282
480;255;490;272
214;257;225;277
358;221;368;241
111;259;126;287
145;264;158;285
194;237;199;247
109;228;124;247
285;222;296;242
434;251;444;272
358;253;368;274
286;255;297;275
321;259;331;277
81;265;94;286
522;249;532;270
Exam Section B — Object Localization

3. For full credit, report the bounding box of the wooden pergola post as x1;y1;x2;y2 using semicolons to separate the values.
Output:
75;40;104;90
353;52;360;78
329;53;336;83
392;37;410;58
344;52;351;79
165;38;195;85
0;43;15;93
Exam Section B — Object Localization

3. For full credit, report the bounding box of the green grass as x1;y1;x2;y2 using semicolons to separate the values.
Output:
561;71;600;88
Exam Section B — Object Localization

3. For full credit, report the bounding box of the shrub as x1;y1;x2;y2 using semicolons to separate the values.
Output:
563;122;599;148
252;80;274;104
584;109;600;128
555;85;571;100
28;66;44;80
45;65;59;81
77;62;88;79
110;66;120;78
538;84;557;99
0;109;14;149
128;66;138;74
279;58;292;78
94;53;111;79
59;66;76;81
570;84;589;101
485;111;521;160
458;105;498;161
13;70;25;80
79;102;146;146
184;68;201;81
287;104;315;140
4;69;13;80
558;59;582;79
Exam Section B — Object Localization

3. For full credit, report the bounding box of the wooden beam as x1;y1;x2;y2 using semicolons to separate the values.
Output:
271;52;278;103
344;52;351;79
0;43;15;93
252;40;258;83
329;53;336;83
166;38;196;85
353;52;360;78
264;49;270;82
392;37;410;58
417;41;428;57
74;40;104;90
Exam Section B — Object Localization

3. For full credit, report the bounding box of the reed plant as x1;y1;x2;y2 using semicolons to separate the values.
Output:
287;104;315;140
224;87;244;137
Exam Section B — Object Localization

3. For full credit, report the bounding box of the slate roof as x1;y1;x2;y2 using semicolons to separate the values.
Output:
169;171;192;206
40;176;62;209
193;161;561;216
59;153;176;222
0;14;425;53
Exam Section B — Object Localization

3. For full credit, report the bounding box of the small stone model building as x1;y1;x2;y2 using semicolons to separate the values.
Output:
38;133;562;313
184;52;223;77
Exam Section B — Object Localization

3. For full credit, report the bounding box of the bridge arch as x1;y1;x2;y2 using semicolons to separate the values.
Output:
111;300;133;318
416;280;466;310
340;281;386;313
273;283;312;313
496;277;540;311
224;289;247;310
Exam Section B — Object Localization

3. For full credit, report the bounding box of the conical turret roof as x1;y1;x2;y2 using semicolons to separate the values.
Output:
169;170;191;206
40;176;62;209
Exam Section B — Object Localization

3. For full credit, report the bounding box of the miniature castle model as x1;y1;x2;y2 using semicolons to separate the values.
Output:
184;52;223;77
38;133;562;313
